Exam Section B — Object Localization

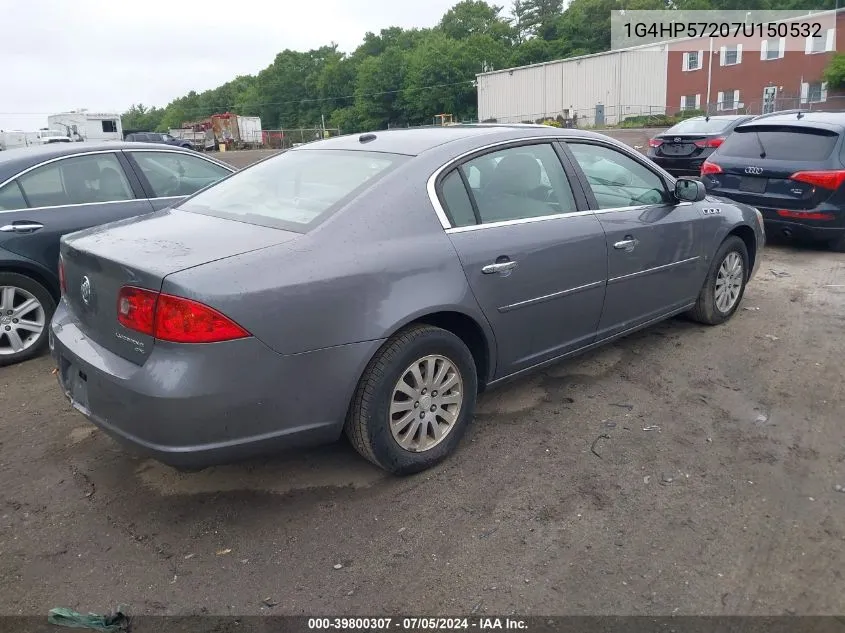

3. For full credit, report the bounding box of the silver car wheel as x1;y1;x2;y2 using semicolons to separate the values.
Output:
0;285;46;356
714;251;744;313
389;354;464;453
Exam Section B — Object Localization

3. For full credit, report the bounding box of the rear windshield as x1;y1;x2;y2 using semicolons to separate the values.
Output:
179;149;405;232
665;118;737;135
718;126;839;161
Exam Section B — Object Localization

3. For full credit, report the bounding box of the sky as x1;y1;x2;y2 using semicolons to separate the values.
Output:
0;0;459;131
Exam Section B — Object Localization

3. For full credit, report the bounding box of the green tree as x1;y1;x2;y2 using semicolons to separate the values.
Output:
824;53;845;88
439;1;515;43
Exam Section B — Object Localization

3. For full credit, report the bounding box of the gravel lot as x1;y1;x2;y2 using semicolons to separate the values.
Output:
1;130;843;618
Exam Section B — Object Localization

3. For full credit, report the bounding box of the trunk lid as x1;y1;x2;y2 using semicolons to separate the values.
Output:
704;124;842;209
60;209;300;364
655;134;713;157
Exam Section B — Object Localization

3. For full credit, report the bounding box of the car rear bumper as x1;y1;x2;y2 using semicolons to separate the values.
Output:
757;207;845;243
50;300;382;469
649;156;704;177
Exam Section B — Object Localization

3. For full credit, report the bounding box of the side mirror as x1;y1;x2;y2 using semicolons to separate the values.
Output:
675;177;706;202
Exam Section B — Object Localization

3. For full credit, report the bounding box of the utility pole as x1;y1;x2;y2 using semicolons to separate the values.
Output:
706;37;714;113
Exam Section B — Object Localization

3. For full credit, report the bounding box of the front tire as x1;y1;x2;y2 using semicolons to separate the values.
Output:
345;324;478;475
687;236;749;326
0;273;56;366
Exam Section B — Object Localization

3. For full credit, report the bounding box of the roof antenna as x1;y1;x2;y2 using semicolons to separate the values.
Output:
797;111;804;119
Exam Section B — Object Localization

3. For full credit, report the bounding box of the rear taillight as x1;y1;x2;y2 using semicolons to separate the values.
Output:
117;286;249;343
789;170;845;190
776;209;836;221
648;138;663;148
701;161;723;176
58;256;67;295
117;286;157;336
694;137;725;149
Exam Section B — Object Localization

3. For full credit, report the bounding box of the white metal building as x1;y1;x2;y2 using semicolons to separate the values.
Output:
476;43;669;127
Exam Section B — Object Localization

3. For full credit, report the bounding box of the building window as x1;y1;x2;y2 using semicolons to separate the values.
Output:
761;38;785;60
802;81;828;104
101;120;117;133
721;45;742;66
683;51;704;70
680;94;700;111
718;90;740;110
683;51;703;71
805;29;834;55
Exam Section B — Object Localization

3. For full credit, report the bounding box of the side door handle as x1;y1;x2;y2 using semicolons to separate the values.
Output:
482;260;518;274
0;222;44;233
613;236;638;252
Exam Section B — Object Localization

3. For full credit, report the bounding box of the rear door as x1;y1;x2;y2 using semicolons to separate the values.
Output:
124;149;233;211
703;124;842;211
565;141;706;339
436;141;608;377
0;151;153;274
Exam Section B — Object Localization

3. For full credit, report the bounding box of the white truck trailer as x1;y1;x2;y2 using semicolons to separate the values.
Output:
47;111;123;142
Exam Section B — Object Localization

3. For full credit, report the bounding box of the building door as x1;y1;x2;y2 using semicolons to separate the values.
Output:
595;104;605;127
762;86;778;114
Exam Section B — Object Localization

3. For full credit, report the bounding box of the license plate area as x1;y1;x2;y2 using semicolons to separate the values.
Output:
739;176;767;193
60;356;90;411
662;143;695;156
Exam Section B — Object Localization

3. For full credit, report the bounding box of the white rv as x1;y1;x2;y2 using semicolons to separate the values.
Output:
47;111;123;142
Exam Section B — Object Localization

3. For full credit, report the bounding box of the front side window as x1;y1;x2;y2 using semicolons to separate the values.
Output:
0;180;27;211
179;149;404;231
568;143;669;209
130;151;231;198
17;153;134;208
452;143;577;225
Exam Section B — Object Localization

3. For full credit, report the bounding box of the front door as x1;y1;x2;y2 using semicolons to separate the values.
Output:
564;141;706;340
435;142;608;377
762;86;778;114
0;152;154;274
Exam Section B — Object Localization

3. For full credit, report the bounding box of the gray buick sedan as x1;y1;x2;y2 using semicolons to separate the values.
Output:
50;125;765;475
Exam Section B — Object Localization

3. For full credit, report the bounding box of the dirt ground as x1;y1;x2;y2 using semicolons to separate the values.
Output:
1;134;843;618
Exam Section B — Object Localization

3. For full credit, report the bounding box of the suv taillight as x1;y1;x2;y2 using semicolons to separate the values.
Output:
701;161;723;176
117;286;249;343
694;137;725;148
58;256;67;296
790;170;845;190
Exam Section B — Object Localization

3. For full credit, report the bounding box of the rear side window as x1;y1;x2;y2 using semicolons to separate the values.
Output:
719;126;839;161
440;170;476;228
179;149;404;232
0;180;27;210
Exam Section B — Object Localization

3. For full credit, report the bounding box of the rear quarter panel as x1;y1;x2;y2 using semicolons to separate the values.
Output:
161;153;497;368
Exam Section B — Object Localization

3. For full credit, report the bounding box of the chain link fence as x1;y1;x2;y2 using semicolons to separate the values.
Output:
259;128;341;149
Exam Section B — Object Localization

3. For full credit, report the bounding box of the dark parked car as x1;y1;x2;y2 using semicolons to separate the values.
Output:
50;125;765;474
125;132;194;149
701;111;845;251
0;142;234;365
647;115;755;177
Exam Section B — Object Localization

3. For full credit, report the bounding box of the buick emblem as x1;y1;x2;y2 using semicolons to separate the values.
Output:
80;276;92;306
745;166;764;175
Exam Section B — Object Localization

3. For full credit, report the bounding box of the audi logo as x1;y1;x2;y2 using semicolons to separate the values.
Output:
745;166;764;175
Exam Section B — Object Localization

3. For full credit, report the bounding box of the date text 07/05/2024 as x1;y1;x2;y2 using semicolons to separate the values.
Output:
624;20;823;39
307;618;529;630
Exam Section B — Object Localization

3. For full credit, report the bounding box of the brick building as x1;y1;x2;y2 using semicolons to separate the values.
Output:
666;10;845;115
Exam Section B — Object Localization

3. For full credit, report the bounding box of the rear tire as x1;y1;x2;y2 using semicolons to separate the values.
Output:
687;236;749;326
345;324;478;475
0;273;56;366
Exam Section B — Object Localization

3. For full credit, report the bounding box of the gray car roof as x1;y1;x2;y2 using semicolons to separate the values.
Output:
295;124;604;156
738;111;845;131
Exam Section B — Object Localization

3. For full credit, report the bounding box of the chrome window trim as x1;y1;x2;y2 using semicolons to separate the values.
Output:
427;135;690;232
0;147;234;214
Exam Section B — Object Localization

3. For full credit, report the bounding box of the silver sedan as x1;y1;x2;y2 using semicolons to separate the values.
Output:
50;125;765;474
